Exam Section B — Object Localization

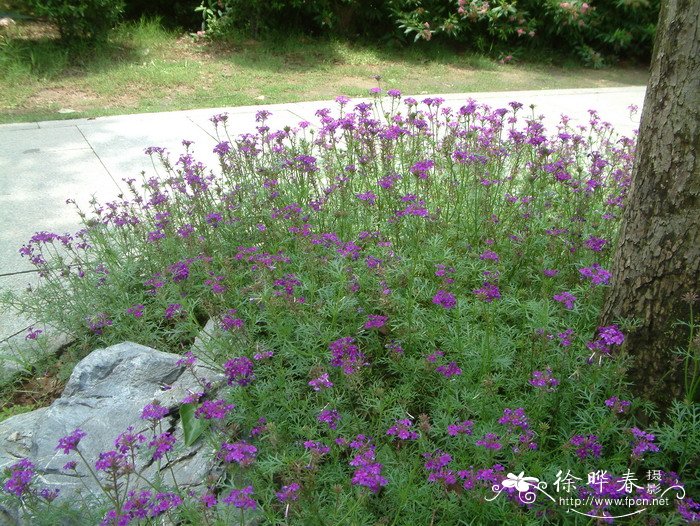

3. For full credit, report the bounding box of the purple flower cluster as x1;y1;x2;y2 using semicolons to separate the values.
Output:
386;419;419;441
472;282;501;303
553;291;576;310
529;368;559;391
224;356;255;386
630;427;660;458
223;486;257;510
308;372;333;391
329;337;367;375
579;263;612;285
56;428;87;454
219;441;258;466
3;459;34;497
195;399;235;420
423;450;456;485
447;420;474;436
318;409;341;430
348;436;388;493
432;289;457;309
569;435;602;459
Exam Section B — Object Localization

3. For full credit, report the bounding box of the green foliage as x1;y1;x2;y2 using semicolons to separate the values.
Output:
26;0;125;41
2;95;696;523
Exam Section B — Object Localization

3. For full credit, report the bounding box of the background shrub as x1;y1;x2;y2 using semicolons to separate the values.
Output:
26;0;125;41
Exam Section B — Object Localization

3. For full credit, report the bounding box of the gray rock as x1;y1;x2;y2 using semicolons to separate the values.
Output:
0;342;224;515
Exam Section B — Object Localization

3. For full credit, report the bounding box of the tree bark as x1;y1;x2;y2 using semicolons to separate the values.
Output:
600;0;700;409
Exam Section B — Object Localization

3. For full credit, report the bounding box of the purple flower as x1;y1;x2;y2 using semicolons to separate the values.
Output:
3;459;34;497
543;268;559;277
605;396;631;414
364;314;388;329
677;498;700;523
276;482;301;502
433;289;457;309
318;409;341;430
436;362;462;378
630;427;660;458
56;428;87;454
498;408;529;430
479;250;500;262
25;327;43;340
223;486;256;510
579;263;611;285
472;282;501;303
195;399;235;420
115;427;146;454
447;420;474;436
410;159;435;180
168;260;189;282
220;309;244;331
557;328;574;347
329;337;367;375
585;236;607;252
309;373;333;391
387;419;419;441
349;438;387;493
423;450;452;471
148;432;177;461
570;435;602;459
553;291;576;310
476;433;503;450
63;461;77;471
387;89;402;98
224;356;255;386
95;450;131;474
141;402;169;422
599;325;625;346
126;304;144;318
529;368;559;391
219;442;257;466
303;440;330;455
356;191;377;205
164;303;183;319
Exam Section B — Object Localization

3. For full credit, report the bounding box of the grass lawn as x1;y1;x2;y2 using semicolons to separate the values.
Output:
0;18;649;124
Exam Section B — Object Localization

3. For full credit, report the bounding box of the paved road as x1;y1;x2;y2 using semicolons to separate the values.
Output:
0;86;646;373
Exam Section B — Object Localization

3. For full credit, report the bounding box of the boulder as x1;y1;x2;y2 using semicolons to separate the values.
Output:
0;342;225;514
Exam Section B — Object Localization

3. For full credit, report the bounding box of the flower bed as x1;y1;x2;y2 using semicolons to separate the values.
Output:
2;92;698;524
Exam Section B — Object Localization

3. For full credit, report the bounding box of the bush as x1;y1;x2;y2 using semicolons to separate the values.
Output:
27;0;125;41
390;0;660;63
2;93;698;524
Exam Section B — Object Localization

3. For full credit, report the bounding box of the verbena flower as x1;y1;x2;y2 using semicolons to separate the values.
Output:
605;396;631;414
148;431;177;460
436;362;462;378
276;482;301;502
219;442;257;466
56;428;87;454
3;458;34;497
447;420;474;436
364;314;388;329
630;428;660;458
195;399;235;420
529;368;559;391
570;435;602;459
387;419;419;441
579;263;611;285
553;291;576;310
141;402;169;422
329;337;367;375
318;409;341;430
472;282;501;302
223;486;256;510
224;356;255;386
309;373;333;391
476;433;503;450
432;289;457;309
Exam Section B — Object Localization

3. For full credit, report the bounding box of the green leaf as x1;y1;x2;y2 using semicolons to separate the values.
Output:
180;403;204;447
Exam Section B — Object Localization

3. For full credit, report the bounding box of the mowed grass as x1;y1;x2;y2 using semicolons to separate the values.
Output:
0;18;649;124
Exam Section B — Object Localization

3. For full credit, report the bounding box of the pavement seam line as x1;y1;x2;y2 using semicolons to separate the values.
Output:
76;126;124;193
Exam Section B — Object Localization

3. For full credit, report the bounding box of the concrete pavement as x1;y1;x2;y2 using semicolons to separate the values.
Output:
0;86;646;377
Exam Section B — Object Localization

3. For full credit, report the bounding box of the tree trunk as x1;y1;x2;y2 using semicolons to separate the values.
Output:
600;0;700;410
